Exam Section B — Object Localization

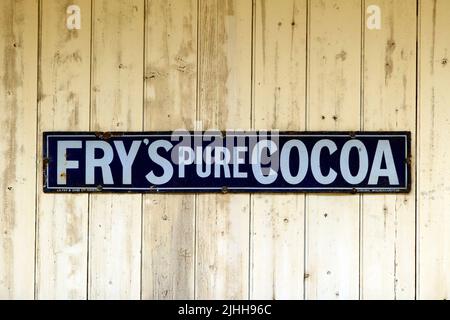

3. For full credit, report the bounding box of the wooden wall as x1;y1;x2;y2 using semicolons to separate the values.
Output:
0;0;449;300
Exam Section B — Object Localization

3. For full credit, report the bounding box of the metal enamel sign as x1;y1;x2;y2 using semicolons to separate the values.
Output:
43;131;411;193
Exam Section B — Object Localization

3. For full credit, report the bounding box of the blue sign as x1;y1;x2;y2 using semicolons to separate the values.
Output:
43;131;410;193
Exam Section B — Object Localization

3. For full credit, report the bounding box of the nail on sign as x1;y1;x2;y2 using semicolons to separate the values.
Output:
43;131;411;193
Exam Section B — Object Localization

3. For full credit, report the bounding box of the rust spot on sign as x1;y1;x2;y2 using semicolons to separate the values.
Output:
94;131;120;140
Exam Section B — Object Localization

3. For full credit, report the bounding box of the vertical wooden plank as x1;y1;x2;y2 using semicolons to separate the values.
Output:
196;0;252;299
418;0;450;300
141;0;197;299
361;0;416;300
305;0;361;300
0;0;37;299
89;0;144;299
251;0;307;299
36;0;90;299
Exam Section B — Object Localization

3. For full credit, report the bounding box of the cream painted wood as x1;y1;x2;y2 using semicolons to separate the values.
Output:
418;0;450;300
196;0;252;299
305;0;361;300
2;0;450;300
36;0;91;299
88;0;144;299
361;0;416;300
142;0;197;300
251;0;307;300
0;0;38;299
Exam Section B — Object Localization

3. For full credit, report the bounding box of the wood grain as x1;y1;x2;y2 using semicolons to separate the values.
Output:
88;0;144;299
0;0;38;299
36;0;91;299
418;0;450;299
361;0;416;300
305;0;361;300
141;0;197;300
196;0;252;299
251;0;307;300
2;0;450;300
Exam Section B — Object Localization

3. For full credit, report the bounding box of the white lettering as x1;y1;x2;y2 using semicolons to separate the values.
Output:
114;140;141;184
57;140;81;185
146;140;174;185
340;140;369;184
86;141;114;184
178;146;195;178
280;140;308;185
233;146;247;178
311;139;338;185
214;147;231;178
369;140;399;185
252;140;278;185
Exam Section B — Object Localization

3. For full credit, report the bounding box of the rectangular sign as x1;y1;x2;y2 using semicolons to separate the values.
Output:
43;131;411;193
